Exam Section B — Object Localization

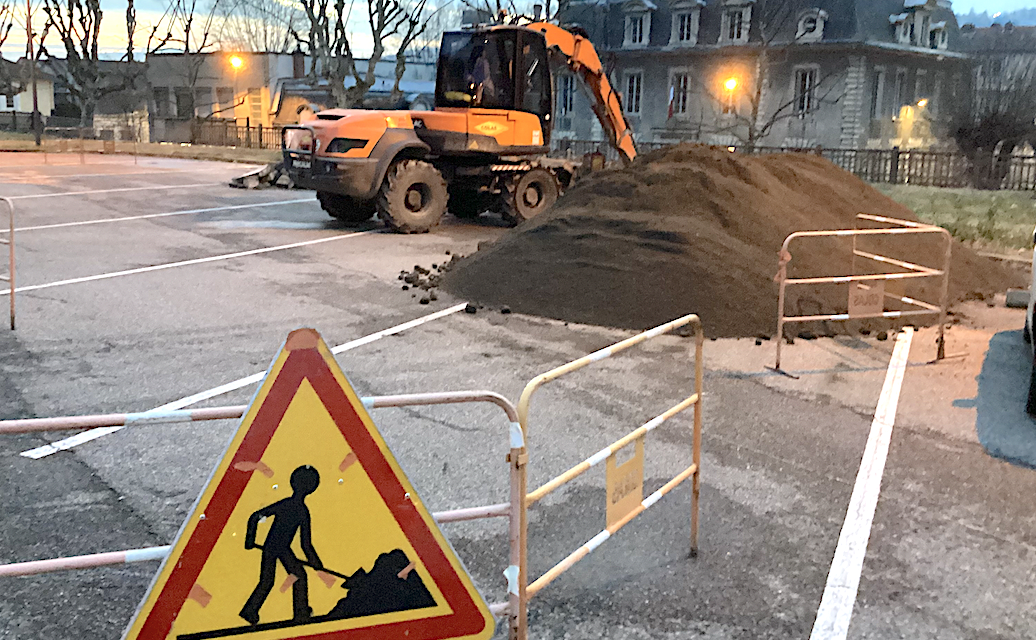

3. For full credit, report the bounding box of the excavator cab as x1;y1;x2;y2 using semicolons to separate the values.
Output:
436;28;553;143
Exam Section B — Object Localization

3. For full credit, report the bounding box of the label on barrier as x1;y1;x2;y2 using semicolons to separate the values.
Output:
848;281;885;317
123;328;493;640
605;437;644;528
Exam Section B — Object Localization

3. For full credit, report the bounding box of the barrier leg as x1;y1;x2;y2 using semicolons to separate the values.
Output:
511;445;529;640
690;330;703;556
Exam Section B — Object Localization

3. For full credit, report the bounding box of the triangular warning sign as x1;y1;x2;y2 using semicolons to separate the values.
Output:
123;328;495;640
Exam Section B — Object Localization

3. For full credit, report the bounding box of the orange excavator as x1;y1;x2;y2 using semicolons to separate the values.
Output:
282;22;636;233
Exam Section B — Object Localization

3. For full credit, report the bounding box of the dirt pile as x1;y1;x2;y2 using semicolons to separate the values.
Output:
442;145;1022;338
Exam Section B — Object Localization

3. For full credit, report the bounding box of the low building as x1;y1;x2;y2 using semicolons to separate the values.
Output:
146;51;436;143
556;0;971;150
0;57;55;131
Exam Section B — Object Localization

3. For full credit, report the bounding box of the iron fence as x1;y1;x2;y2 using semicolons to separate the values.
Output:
552;139;1036;191
190;120;283;150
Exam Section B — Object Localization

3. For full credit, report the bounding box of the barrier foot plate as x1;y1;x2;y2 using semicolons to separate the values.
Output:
764;366;800;380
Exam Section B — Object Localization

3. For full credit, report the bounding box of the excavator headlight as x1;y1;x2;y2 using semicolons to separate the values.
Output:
324;137;368;154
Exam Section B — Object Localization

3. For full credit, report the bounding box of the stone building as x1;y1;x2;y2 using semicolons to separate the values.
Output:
555;0;971;149
959;22;1036;115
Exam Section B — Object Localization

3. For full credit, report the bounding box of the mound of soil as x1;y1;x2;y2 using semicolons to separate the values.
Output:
442;145;1022;338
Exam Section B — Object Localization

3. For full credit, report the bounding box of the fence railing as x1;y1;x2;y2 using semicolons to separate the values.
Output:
191;120;283;150
552;139;1036;191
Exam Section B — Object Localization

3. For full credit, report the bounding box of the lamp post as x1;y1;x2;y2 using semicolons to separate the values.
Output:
229;54;244;126
723;76;738;114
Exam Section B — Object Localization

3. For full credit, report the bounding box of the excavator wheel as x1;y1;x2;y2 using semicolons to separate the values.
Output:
317;192;376;225
377;159;448;233
502;169;559;225
448;188;489;219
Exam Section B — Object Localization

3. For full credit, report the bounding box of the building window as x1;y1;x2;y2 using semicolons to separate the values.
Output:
870;68;886;119
677;13;695;42
725;9;745;41
558;75;575;116
174;88;194;119
152;87;170;118
624;72;642;114
670;72;690;116
894;68;908;113
216;87;234;118
630;15;644;43
794;67;818;116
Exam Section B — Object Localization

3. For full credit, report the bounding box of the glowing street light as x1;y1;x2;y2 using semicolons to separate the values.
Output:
229;55;245;70
917;98;929;108
724;77;739;92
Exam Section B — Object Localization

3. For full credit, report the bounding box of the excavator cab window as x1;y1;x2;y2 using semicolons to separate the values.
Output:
517;30;552;143
437;31;516;110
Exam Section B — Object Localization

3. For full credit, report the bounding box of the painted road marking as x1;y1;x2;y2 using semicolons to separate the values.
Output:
0;231;369;297
0;169;208;181
809;327;914;640
0;198;314;233
21;303;468;458
7;183;219;199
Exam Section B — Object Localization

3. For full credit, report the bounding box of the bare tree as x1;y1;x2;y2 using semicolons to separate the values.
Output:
296;0;426;108
215;0;299;53
953;56;1036;189
40;0;107;126
390;0;427;103
0;0;16;96
700;0;842;148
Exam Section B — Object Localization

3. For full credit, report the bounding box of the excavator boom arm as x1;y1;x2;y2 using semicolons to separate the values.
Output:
528;22;637;164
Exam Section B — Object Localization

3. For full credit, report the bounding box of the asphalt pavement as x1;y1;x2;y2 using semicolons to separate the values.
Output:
0;153;1034;639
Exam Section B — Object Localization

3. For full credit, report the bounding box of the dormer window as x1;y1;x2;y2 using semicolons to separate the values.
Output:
929;21;948;49
669;0;704;46
623;0;656;48
796;8;828;42
719;0;754;45
889;13;910;44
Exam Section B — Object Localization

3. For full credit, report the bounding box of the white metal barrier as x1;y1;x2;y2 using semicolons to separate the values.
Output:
775;214;951;369
0;197;13;329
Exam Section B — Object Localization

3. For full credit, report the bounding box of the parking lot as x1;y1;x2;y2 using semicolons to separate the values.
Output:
1;152;1035;639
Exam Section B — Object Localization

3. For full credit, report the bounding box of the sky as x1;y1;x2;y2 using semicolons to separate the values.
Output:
2;0;1035;59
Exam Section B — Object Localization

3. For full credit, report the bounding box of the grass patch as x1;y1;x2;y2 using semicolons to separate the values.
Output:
878;184;1036;253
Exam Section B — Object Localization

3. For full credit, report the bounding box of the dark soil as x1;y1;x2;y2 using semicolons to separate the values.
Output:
442;145;1023;338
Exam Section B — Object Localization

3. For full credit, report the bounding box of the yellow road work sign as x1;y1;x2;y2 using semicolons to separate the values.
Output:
123;328;494;640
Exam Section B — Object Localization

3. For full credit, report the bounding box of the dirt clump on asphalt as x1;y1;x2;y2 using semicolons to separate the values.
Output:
442;145;1022;338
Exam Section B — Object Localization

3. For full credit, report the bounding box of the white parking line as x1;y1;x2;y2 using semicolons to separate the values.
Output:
8;183;219;200
0;198;314;233
809;327;914;640
21;303;468;458
0;231;370;297
0;169;201;181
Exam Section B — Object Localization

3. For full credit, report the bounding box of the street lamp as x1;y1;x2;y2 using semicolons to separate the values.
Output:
724;77;739;92
229;54;245;125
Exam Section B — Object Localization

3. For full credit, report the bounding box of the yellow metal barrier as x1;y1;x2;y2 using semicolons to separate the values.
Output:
513;313;704;637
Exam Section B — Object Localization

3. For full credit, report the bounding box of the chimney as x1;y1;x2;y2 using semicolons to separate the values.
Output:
292;48;305;79
1005;22;1015;33
960;23;975;34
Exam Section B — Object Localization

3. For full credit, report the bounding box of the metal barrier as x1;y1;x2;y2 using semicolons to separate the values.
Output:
0;315;707;640
0;197;13;329
514;313;704;637
775;214;951;370
0;390;528;635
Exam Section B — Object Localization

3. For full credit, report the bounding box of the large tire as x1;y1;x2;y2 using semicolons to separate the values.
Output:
377;159;448;233
1027;359;1036;416
317;192;376;225
449;188;487;219
502;168;559;225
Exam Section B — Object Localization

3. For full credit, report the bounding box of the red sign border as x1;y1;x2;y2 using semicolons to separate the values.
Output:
136;344;490;639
